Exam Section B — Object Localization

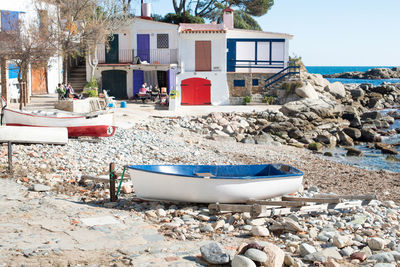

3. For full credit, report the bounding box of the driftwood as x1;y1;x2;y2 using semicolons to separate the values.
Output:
209;195;377;218
80;175;129;183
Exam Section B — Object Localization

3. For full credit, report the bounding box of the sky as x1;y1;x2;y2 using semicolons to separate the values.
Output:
137;0;400;66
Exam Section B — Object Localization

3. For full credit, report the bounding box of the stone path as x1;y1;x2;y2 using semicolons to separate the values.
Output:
0;178;211;266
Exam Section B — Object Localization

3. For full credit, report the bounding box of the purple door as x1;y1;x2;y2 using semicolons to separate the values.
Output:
137;34;150;63
167;68;176;94
133;70;144;98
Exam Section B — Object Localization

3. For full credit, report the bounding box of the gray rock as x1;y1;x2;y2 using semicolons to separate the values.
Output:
244;248;267;263
361;111;383;121
251;226;270;237
368;252;395;263
33;184;50;192
333;235;353;248
295;82;319;99
199;224;214;233
325;82;346;99
391;251;400;261
232;255;256;267
299;243;317;257
340;246;354;257
373;264;396;267
368;237;385;251
200;242;230;265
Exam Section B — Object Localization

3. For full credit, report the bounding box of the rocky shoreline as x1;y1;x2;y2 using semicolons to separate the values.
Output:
1;70;400;265
323;67;400;80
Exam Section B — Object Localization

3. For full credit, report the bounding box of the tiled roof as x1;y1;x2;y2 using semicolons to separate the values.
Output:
179;23;224;31
180;29;226;34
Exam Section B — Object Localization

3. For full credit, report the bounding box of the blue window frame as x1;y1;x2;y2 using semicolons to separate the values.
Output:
252;79;259;86
227;38;286;72
234;80;245;87
1;10;19;31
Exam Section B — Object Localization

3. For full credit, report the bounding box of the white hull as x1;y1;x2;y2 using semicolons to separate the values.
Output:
0;126;68;145
2;108;115;137
128;168;303;203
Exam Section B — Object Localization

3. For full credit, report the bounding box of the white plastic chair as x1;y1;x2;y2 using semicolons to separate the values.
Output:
103;90;116;108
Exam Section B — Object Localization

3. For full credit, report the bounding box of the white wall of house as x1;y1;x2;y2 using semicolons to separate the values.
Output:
177;33;229;105
226;29;292;73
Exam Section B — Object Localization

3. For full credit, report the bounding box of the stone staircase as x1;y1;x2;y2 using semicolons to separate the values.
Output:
68;65;87;92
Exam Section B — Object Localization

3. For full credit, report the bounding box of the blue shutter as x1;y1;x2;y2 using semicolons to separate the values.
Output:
1;10;19;31
8;64;19;79
167;68;176;94
227;39;236;72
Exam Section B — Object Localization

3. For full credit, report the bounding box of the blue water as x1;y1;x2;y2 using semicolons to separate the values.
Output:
306;66;397;75
306;66;400;172
306;66;400;86
323;108;400;173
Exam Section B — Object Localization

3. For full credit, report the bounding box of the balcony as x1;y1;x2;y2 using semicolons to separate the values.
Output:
97;48;178;65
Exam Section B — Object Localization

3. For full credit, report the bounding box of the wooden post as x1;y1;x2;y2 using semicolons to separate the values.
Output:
109;163;117;202
7;142;12;173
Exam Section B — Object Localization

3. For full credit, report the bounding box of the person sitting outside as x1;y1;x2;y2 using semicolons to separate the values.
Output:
65;83;81;99
138;83;149;103
56;83;66;100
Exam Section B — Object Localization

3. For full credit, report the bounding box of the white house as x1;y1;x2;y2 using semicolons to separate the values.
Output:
90;5;179;100
176;7;293;106
0;0;62;103
89;5;293;106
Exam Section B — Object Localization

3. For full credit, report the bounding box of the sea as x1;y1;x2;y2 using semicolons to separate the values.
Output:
306;66;400;86
305;66;400;173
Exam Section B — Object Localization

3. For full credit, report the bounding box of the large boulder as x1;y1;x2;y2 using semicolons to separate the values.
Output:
200;242;230;265
360;129;381;142
343;127;362;140
281;96;341;119
295;82;319;99
361;111;383;121
337;130;354;146
262;242;285;267
325;82;346;99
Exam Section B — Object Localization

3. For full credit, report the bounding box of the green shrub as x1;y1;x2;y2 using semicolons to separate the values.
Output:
84;89;98;97
262;95;275;105
243;96;251;105
281;81;304;95
84;77;99;89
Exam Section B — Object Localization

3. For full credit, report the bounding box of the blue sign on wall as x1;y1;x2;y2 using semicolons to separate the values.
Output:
8;64;19;79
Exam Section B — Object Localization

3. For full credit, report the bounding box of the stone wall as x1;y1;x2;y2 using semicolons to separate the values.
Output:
226;73;274;97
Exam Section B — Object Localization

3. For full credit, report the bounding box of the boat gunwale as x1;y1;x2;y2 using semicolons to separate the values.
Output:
4;107;114;120
127;164;304;180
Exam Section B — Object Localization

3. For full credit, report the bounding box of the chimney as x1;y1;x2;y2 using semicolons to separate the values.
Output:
141;2;151;18
222;7;234;30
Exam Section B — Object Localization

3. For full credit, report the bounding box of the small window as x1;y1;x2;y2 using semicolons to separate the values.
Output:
252;79;259;86
157;34;169;48
234;80;245;87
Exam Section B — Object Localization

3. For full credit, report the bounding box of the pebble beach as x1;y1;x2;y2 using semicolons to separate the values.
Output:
1;108;399;266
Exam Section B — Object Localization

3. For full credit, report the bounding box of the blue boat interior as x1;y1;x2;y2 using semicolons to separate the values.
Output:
128;164;303;179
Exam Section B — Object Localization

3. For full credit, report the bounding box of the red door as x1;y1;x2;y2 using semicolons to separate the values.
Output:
181;78;211;105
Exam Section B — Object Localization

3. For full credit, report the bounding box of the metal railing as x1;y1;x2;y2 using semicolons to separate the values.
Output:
264;61;300;88
97;48;178;65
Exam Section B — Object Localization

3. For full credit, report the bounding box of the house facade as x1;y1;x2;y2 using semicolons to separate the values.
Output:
90;16;179;99
91;5;292;106
176;8;292;106
0;0;62;103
